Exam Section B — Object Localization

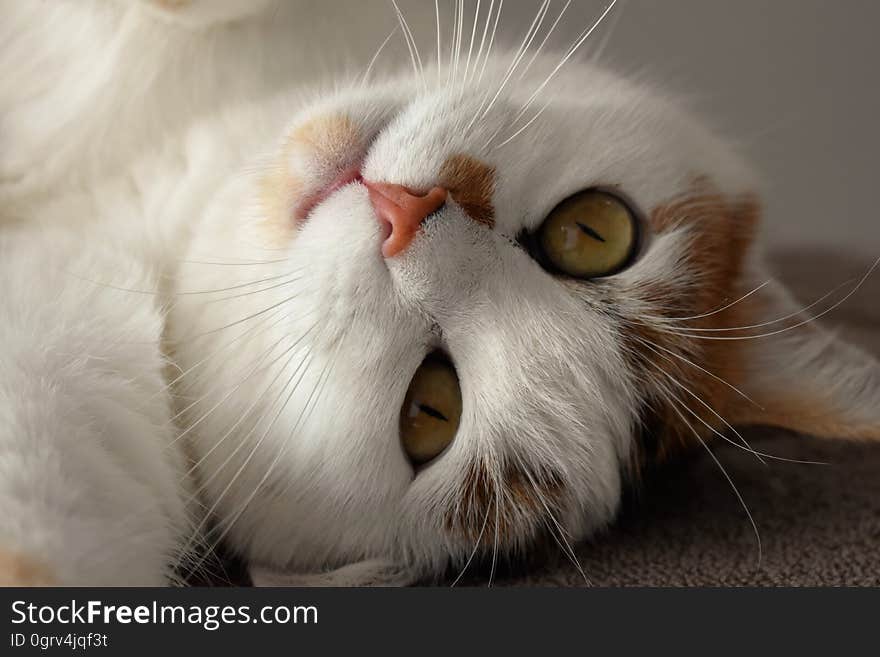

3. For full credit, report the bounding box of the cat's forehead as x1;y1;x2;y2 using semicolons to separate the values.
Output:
272;57;758;254
319;61;755;219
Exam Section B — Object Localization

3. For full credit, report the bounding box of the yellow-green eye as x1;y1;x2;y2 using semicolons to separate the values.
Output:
537;190;638;278
400;352;462;466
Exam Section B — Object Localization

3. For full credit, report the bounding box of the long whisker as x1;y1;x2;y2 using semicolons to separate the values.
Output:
517;0;573;82
645;352;826;465
488;487;500;587
62;267;302;297
391;1;425;90
491;98;551;149
167;327;300;450
669;402;763;569
475;0;503;86
454;0;465;88
589;0;627;64
171;319;319;458
186;344;314;501
196;339;342;571
478;0;551;121
179;257;290;267
519;466;590;585
664;254;880;342
627;322;762;408
450;502;492;587
509;0;618;127
446;0;460;87
665;280;771;322
202;274;303;305
362;26;399;86
155;306;290;397
461;0;481;85
177;289;307;342
434;0;442;69
178;346;316;562
675;277;855;332
467;0;495;85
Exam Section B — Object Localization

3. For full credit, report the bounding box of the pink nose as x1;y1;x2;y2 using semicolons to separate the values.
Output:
366;181;448;257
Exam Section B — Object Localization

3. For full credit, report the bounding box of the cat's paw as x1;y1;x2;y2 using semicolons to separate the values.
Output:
249;560;418;588
0;549;57;587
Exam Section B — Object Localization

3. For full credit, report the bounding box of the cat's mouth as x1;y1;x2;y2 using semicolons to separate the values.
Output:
399;350;462;467
293;166;363;223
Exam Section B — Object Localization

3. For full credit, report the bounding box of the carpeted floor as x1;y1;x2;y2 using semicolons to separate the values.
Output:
463;250;880;586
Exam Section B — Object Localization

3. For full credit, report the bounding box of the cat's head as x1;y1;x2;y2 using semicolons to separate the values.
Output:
175;53;880;579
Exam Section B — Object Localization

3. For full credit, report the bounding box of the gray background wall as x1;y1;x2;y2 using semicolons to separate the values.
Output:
392;0;879;258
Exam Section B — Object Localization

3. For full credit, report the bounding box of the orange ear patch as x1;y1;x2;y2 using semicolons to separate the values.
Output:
439;154;496;228
732;393;880;442
0;549;57;586
623;179;762;462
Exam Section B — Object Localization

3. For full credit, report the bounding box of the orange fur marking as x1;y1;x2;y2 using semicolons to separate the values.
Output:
439;154;496;228
0;549;57;587
734;390;880;441
259;114;365;240
286;114;363;163
446;459;563;546
623;179;761;462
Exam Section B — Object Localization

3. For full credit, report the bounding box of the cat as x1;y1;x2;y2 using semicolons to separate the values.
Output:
1;0;879;587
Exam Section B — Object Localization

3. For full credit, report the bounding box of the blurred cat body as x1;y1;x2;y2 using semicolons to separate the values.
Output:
0;0;398;201
1;1;878;586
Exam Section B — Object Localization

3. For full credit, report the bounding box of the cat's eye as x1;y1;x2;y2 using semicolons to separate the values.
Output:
536;189;639;278
400;352;462;466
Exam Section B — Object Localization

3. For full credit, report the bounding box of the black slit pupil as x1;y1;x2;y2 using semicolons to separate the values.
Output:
576;221;606;242
418;403;448;422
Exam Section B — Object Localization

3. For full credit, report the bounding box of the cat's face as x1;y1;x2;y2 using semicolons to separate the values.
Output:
175;55;880;578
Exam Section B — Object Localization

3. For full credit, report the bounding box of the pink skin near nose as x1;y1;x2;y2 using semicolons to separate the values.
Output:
365;181;448;258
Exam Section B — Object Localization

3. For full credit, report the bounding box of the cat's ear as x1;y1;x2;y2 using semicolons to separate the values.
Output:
727;280;880;440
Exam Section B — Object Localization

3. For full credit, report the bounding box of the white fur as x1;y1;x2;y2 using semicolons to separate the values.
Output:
2;2;877;586
0;223;187;585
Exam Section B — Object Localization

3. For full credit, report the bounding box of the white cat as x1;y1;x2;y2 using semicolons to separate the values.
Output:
1;1;878;586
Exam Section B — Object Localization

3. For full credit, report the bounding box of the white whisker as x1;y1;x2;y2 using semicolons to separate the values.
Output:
517;0;572;82
475;0;503;86
462;0;481;85
478;0;551;121
434;0;442;69
665;254;880;342
468;0;495;85
675;276;856;333
362;27;399;86
677;408;763;570
666;280;771;322
509;0;618;127
450;501;492;587
391;0;425;90
488;487;500;587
